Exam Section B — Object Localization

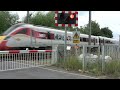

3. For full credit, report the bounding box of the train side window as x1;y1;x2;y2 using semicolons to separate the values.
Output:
83;38;87;42
96;39;97;43
16;28;27;34
47;32;51;39
91;39;94;42
80;37;82;41
83;38;85;42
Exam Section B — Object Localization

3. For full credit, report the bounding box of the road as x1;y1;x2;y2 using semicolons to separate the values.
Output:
0;66;97;79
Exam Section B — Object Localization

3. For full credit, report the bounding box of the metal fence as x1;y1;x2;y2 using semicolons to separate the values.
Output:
0;50;57;71
1;44;120;75
57;44;120;75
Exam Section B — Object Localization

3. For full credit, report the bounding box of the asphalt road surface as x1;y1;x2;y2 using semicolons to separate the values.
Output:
0;66;97;79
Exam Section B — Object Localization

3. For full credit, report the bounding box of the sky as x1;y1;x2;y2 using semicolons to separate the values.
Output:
11;11;120;40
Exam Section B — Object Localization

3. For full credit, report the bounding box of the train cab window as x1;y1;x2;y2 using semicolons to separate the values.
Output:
16;28;27;34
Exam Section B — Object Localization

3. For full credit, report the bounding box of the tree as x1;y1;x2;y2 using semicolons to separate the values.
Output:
79;26;86;34
101;27;113;38
82;21;101;36
28;11;74;31
0;11;19;35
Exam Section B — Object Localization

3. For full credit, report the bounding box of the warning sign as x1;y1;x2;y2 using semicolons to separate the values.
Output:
73;31;80;44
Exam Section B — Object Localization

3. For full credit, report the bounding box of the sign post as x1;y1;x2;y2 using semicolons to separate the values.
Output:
73;29;80;56
73;29;80;44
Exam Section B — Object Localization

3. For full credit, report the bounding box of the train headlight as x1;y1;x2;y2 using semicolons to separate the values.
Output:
0;36;6;42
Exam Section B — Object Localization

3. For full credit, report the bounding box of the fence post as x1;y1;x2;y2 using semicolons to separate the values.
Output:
102;45;105;73
82;45;85;72
98;45;100;61
52;45;58;64
118;45;120;69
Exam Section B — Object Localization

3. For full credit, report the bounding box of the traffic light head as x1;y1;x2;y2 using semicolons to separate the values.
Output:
58;13;76;24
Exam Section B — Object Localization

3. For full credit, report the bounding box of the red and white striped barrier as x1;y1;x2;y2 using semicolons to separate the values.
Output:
0;50;55;54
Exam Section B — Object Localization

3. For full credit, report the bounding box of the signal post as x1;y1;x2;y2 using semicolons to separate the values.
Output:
55;11;78;61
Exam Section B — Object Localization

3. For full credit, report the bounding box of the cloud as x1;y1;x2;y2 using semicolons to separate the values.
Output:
78;11;89;27
78;11;88;16
78;11;120;40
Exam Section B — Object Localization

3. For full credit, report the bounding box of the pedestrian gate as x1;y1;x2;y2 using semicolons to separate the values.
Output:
0;50;57;71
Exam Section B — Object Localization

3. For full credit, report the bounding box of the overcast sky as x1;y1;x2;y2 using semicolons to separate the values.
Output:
11;11;120;40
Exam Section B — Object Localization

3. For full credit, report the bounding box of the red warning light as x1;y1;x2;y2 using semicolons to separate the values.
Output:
70;14;74;19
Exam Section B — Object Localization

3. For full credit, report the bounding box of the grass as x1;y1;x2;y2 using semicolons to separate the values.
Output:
53;55;120;78
104;60;120;78
54;55;82;71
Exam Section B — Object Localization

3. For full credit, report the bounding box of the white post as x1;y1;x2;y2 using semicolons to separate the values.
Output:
119;35;120;46
82;45;85;72
52;45;58;64
102;45;105;72
64;27;67;61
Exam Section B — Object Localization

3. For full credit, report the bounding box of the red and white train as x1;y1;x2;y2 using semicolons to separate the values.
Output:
0;23;118;50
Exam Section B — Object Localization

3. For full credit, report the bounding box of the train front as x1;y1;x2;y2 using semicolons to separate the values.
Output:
0;36;8;50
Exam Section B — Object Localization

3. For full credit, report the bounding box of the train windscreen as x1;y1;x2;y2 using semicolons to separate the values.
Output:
2;23;26;35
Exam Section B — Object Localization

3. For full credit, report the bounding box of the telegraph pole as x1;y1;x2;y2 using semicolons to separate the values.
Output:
88;11;91;45
88;11;91;54
27;11;29;23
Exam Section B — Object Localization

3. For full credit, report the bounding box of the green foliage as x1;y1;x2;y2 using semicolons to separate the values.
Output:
79;20;113;38
101;27;113;38
0;11;19;35
81;21;101;36
28;11;64;30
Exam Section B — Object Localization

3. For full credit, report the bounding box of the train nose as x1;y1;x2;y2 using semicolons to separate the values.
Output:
0;36;6;50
